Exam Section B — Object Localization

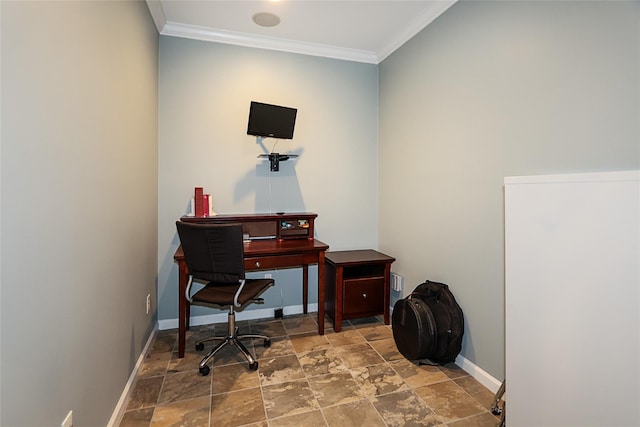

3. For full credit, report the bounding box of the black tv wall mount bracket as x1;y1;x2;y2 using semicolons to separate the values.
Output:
257;153;299;172
255;136;299;172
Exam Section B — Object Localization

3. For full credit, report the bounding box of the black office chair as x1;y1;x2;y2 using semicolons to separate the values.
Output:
175;221;274;376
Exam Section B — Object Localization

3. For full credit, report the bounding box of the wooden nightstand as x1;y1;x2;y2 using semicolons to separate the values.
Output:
325;249;395;332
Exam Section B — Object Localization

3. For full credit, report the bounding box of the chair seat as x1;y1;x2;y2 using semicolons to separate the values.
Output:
192;278;274;307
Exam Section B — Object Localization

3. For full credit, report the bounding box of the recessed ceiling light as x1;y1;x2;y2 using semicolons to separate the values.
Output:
253;12;281;27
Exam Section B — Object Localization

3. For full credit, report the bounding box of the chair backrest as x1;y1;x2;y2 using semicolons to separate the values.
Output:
175;221;245;283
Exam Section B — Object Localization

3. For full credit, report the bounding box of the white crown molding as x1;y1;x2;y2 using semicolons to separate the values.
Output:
160;21;379;64
148;1;457;64
145;0;166;34
376;0;458;62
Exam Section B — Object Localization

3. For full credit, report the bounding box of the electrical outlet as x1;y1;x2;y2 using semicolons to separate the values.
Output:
391;273;404;292
264;273;272;279
61;410;73;427
146;293;151;314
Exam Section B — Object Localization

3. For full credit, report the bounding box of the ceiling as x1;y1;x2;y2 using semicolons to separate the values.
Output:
145;1;457;64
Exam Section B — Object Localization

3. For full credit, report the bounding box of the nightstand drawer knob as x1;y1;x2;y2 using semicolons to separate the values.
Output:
362;293;367;298
255;261;261;268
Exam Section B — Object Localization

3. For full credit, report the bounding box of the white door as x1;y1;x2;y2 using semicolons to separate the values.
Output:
505;171;639;426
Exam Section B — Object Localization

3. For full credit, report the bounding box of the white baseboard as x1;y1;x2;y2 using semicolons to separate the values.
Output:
454;353;502;394
157;303;318;331
106;327;158;427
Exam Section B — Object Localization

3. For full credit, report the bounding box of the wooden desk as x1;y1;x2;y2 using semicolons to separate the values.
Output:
173;213;329;358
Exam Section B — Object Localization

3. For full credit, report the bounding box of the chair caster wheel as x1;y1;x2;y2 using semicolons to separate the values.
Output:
263;338;271;348
195;342;204;351
199;365;210;376
249;361;259;371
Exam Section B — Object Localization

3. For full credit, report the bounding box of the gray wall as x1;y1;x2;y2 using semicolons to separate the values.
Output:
378;0;639;379
1;2;158;425
158;37;379;324
2;2;636;422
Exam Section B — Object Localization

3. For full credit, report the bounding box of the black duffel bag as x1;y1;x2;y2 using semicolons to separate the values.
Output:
392;280;464;364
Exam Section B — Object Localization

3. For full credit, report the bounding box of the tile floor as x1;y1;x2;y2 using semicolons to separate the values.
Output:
119;314;500;427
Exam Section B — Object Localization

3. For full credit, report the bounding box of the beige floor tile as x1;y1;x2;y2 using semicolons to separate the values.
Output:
438;362;468;379
298;347;349;377
307;372;364;407
250;319;287;337
212;362;260;394
262;379;319;419
210;387;266;427
350;363;409;397
259;354;306;386
289;332;331;353
390;359;450;388
335;343;385;369
282;315;318;335
149;334;177;354
184;325;217;349
210;341;255;367
369;337;405;362
324;329;366;347
151;396;210;427
322;399;386;427
157;370;211;405
167;349;204;373
126;376;164;410
119;408;154;427
454;375;498;411
414;380;486;423
358;324;394;342
372;389;442;427
139;352;171;378
253;335;296;359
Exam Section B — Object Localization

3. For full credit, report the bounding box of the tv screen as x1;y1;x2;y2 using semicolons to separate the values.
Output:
247;101;297;139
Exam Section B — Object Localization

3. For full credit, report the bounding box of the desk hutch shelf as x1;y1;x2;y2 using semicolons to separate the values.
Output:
181;212;316;241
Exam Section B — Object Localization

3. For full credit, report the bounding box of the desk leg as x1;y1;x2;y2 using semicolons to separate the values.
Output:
178;261;188;358
302;265;308;314
318;251;325;335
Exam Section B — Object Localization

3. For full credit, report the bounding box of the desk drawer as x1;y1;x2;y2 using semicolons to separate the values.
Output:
245;254;303;270
343;277;384;318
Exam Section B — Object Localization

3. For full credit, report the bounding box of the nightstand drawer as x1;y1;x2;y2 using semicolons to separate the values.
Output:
343;277;385;317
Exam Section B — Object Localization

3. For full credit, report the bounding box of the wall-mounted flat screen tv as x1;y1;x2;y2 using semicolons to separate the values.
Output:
247;101;297;139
